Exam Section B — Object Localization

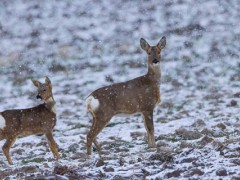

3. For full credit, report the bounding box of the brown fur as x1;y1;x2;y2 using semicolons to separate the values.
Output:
86;37;166;155
0;77;59;165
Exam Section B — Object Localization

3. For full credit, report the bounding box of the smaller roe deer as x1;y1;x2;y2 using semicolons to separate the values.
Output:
0;77;59;165
86;37;166;155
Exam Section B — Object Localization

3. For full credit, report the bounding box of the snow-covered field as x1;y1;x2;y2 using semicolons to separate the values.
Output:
0;0;239;179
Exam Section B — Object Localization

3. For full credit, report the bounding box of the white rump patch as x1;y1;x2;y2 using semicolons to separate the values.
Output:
86;96;100;111
0;114;6;129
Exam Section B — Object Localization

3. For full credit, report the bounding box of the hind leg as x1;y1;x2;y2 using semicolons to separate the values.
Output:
87;115;111;155
0;130;4;141
2;136;16;165
93;138;102;156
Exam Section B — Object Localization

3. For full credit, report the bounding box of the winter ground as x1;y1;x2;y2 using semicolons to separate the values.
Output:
0;0;239;179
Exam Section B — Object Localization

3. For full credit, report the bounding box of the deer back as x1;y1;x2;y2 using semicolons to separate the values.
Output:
1;104;56;136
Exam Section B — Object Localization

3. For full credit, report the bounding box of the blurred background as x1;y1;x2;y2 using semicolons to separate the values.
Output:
0;0;239;78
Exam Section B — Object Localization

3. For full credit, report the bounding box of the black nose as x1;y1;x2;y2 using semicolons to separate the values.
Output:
153;59;159;64
36;95;42;99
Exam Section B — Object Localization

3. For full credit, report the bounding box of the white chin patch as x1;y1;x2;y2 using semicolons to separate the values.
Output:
46;97;56;114
86;96;100;111
0;114;6;129
52;104;56;114
153;62;160;66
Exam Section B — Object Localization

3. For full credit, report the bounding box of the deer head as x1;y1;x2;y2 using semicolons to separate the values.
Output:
140;36;166;75
32;77;53;103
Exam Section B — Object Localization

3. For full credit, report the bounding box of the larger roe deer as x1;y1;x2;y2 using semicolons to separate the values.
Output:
0;77;59;165
86;36;166;155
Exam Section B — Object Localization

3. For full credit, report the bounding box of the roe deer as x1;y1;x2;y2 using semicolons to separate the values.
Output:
86;36;166;155
0;77;59;164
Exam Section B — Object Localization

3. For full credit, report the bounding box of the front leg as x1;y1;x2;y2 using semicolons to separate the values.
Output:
142;110;156;148
45;132;59;160
2;137;16;165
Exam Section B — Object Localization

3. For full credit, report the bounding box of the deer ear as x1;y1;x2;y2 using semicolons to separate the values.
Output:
32;79;41;87
45;76;52;85
157;36;166;50
140;38;150;51
45;76;52;89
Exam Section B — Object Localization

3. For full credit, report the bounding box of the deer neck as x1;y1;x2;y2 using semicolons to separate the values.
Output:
147;64;161;85
44;97;56;114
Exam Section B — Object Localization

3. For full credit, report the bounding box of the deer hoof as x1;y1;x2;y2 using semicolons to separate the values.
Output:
148;141;157;148
149;144;157;148
87;149;92;156
55;154;60;160
8;159;13;165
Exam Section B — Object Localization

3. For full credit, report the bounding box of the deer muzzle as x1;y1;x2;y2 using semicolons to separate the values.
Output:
152;59;159;64
36;95;42;99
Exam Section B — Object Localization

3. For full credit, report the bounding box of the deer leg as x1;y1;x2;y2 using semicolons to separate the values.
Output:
142;111;156;148
2;137;16;165
0;130;4;141
87;116;110;155
93;139;101;153
87;118;100;155
45;132;59;160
